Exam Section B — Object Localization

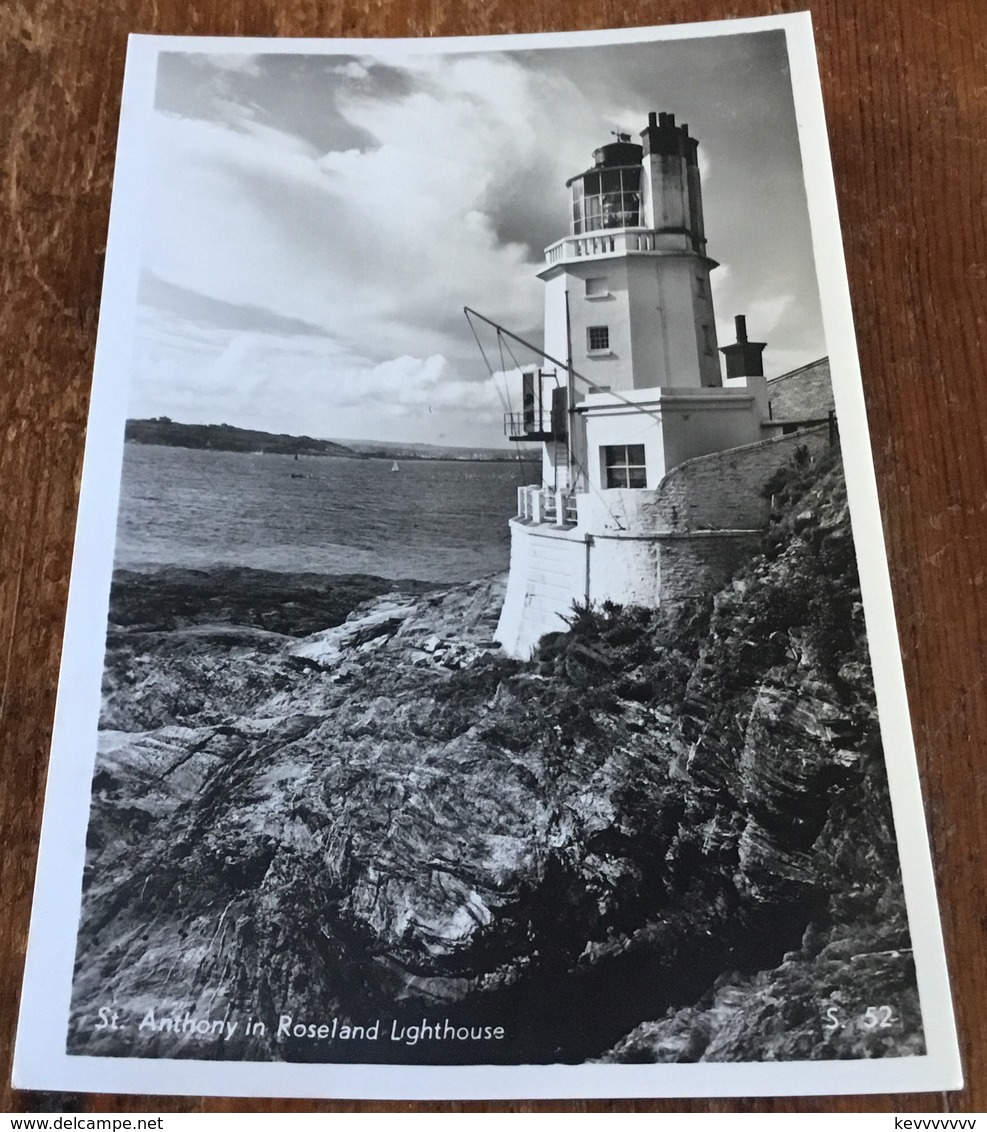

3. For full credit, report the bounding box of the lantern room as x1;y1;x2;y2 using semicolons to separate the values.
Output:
567;135;643;234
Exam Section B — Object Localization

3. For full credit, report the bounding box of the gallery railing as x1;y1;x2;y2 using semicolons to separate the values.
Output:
544;229;676;265
516;485;578;527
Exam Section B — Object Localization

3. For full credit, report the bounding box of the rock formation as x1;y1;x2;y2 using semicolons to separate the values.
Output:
68;449;922;1065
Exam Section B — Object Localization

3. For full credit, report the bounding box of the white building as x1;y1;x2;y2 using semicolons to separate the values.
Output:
496;113;835;658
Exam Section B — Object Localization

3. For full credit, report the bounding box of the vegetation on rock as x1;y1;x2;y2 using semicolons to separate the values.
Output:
70;447;921;1064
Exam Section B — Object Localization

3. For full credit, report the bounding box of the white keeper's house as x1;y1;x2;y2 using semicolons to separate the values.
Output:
494;112;836;658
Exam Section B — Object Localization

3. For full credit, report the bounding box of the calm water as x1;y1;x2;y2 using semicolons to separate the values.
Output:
114;444;533;583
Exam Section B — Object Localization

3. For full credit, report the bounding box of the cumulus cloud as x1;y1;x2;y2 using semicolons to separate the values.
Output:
136;51;591;444
142;53;566;375
330;61;369;80
135;36;826;443
132;304;514;446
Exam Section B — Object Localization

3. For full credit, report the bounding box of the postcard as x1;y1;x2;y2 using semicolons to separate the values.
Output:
13;13;961;1099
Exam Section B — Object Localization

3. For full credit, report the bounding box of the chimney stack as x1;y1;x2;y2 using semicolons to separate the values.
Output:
719;315;766;379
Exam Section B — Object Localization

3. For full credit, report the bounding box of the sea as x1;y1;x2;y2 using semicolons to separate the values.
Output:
113;443;535;584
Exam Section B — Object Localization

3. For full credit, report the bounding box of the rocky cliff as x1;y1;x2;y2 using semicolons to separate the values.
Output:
68;449;922;1064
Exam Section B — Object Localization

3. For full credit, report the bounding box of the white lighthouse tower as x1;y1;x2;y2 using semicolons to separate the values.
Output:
544;113;720;397
495;112;780;658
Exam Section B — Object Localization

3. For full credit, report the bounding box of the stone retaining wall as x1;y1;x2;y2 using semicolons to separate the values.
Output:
654;425;831;534
766;359;834;421
497;424;838;656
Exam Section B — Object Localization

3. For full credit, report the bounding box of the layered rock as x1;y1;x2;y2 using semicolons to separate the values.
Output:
69;452;921;1064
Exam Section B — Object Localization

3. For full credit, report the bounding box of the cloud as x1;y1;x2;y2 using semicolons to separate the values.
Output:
132;304;514;446
715;290;794;344
137;37;826;441
197;53;263;77
143;53;566;381
331;61;369;80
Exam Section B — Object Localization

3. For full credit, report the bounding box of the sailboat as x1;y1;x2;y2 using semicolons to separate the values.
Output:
390;461;400;473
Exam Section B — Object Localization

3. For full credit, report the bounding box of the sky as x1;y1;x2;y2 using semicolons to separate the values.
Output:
130;30;826;448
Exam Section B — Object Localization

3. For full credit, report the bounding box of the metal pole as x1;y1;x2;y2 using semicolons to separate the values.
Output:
464;306;584;384
564;289;575;491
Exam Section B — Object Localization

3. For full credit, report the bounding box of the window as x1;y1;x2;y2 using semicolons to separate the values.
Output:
570;167;642;234
587;325;610;352
604;444;647;488
585;276;608;298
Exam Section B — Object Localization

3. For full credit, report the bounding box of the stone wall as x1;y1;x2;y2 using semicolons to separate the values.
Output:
654;424;832;534
650;424;835;607
587;533;660;608
497;424;839;656
766;358;834;422
656;532;763;609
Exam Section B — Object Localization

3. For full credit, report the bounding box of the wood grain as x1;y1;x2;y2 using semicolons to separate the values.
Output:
1;0;984;1113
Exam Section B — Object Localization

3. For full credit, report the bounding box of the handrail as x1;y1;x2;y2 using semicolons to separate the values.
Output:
516;484;578;528
544;228;670;264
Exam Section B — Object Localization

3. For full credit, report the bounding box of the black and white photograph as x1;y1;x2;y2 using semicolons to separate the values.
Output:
13;15;961;1100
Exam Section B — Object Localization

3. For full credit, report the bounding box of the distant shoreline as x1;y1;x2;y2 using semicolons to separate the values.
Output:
125;419;532;463
125;418;355;458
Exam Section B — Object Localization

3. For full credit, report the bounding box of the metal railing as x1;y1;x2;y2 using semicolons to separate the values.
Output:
504;411;557;439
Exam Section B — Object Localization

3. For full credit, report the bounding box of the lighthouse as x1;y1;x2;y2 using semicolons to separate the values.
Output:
495;112;824;658
512;112;765;500
542;112;721;401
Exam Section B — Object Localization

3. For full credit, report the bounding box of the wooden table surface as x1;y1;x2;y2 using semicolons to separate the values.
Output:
1;0;984;1114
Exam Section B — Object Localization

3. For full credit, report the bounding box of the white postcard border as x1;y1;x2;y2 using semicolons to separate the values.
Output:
14;12;962;1099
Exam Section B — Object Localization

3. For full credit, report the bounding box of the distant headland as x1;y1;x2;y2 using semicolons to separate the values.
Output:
125;418;530;462
125;418;356;457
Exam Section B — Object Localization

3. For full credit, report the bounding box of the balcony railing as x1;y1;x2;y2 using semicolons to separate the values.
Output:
516;485;578;527
504;411;554;440
544;228;679;266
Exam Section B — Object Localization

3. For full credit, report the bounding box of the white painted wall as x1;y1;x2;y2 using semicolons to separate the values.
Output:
643;152;691;232
495;511;660;657
495;520;587;658
626;257;720;389
495;496;662;657
576;487;661;536
587;533;660;607
543;252;720;397
576;386;763;493
543;257;636;394
542;273;570;374
659;394;763;469
580;396;666;492
723;374;769;417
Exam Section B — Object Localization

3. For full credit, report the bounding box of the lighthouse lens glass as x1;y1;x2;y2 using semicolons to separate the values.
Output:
584;196;602;229
601;169;622;192
578;167;642;232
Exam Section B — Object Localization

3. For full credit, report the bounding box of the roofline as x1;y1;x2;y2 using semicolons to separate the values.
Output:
766;356;829;384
